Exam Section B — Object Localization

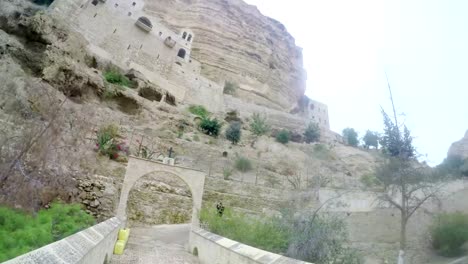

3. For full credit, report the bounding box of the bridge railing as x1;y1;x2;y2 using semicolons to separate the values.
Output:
4;217;121;264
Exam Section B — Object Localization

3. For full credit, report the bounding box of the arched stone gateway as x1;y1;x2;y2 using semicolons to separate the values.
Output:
117;156;206;227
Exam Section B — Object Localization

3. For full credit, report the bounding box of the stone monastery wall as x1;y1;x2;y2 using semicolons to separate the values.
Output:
49;0;331;131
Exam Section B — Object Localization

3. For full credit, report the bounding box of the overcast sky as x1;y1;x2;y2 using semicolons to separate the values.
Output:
244;0;468;165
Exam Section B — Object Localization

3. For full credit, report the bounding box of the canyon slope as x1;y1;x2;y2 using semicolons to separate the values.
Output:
144;0;306;111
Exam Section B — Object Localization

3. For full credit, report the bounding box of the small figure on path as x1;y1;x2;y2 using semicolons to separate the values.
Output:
216;202;225;217
168;147;174;158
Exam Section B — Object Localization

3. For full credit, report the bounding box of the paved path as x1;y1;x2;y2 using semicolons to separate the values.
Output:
111;224;199;264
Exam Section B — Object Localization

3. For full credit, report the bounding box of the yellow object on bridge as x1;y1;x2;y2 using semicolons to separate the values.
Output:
114;228;130;255
118;228;130;242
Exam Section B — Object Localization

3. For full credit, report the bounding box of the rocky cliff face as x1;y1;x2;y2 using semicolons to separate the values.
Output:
448;130;468;159
143;0;306;111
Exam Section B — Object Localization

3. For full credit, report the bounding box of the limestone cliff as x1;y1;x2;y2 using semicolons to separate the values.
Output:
448;130;468;159
143;0;306;111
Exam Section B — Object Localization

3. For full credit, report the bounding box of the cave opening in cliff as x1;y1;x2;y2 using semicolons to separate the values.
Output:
177;48;186;59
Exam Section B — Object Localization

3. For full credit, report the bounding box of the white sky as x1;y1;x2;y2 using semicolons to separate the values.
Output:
244;0;468;165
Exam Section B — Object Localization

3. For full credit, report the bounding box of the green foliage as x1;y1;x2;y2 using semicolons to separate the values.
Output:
342;128;359;147
380;110;415;158
200;207;289;254
276;130;290;144
0;202;94;262
311;144;333;160
104;70;132;87
284;214;362;264
223;168;233;180
250;113;271;136
95;124;127;160
431;212;468;257
436;156;468;178
200;206;362;264
199;117;222;137
223;81;239;95
363;130;379;149
360;173;380;187
234;155;253;172
188;105;210;118
225;122;242;144
304;122;320;143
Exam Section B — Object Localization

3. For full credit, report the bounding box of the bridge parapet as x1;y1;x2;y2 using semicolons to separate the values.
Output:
190;228;312;264
4;217;121;264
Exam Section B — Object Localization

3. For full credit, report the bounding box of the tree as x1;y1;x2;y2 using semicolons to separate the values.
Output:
199;117;222;137
276;130;290;144
342;128;359;146
376;80;447;264
304;122;320;143
362;130;379;149
225;122;241;144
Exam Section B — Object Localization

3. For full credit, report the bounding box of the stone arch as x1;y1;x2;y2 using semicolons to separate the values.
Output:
117;157;206;227
177;48;186;59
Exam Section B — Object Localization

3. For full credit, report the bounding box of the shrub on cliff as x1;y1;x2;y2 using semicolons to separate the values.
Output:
304;122;320;143
94;124;128;160
250;113;271;136
276;129;290;144
225;122;241;144
104;70;133;87
234;155;252;172
199;117;222;136
431;212;468;257
188;105;209;118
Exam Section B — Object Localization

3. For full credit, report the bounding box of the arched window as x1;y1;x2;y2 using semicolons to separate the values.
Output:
177;49;186;59
187;34;192;42
137;17;152;28
182;32;187;39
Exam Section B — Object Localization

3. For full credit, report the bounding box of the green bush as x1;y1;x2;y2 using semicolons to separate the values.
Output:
0;202;94;262
431;212;468;257
200;207;289;254
223;168;233;180
235;155;252;172
188;105;210;118
276;130;290;144
104;70;132;87
95;124;127;160
250;113;270;136
360;174;380;187
199;117;222;137
223;81;239;95
342;128;359;146
200;206;362;264
304;122;320;143
225;122;241;144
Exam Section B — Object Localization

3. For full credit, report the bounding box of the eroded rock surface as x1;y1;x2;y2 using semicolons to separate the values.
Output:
448;130;468;159
144;0;306;111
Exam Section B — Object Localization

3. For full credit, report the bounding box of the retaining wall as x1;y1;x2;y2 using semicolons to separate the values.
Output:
190;228;311;264
4;217;121;264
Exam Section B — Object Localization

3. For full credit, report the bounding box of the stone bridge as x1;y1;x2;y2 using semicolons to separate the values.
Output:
4;157;310;264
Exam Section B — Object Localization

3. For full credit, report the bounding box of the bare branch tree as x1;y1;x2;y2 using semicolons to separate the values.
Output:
377;77;450;264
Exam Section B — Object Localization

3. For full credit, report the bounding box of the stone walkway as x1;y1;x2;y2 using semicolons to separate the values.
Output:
111;224;199;264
